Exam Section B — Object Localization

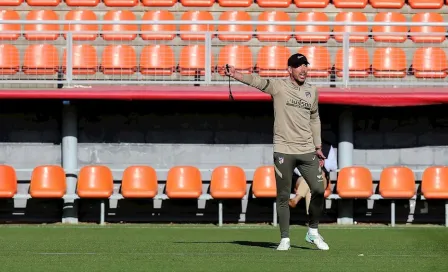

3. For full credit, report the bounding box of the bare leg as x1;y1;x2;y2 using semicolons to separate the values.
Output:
289;176;309;208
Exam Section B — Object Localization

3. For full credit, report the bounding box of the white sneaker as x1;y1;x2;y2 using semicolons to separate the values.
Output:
276;238;291;251
305;232;329;250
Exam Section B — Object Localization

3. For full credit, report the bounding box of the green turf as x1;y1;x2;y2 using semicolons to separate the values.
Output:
0;224;447;272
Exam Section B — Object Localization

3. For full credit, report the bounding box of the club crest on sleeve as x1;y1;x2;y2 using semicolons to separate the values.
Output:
278;157;284;164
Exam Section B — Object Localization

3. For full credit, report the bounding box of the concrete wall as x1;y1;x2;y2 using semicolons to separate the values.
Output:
1;100;447;224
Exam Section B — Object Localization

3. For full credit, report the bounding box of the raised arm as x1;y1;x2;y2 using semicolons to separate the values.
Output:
224;65;278;96
310;87;322;150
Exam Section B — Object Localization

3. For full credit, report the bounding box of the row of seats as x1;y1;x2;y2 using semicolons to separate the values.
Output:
1;0;447;9
1;44;447;78
1;10;447;43
1;164;447;200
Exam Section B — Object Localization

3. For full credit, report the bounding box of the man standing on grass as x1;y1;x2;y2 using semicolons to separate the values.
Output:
224;53;329;251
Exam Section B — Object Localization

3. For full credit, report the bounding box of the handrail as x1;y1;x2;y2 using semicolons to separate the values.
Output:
1;20;448;26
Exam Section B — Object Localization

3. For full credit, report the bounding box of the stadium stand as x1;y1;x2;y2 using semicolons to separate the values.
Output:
0;0;448;226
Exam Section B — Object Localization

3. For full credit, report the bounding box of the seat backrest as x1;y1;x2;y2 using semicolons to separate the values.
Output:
408;0;444;9
372;47;407;71
0;165;17;198
141;10;176;41
217;45;253;75
141;0;177;6
140;44;175;72
369;0;405;8
77;165;114;198
372;12;407;43
379;166;416;198
0;44;19;75
257;45;291;77
333;0;367;8
335;47;370;72
217;11;252;42
334;12;369;42
295;12;330;42
413;47;447;72
24;10;59;41
252;166;276;198
103;0;139;6
210;166;246;199
179;44;214;75
102;10;138;41
30;165;66;198
0;10;20;40
257;0;291;8
166;166;202;198
218;0;253;7
64;10;98;41
66;0;100;6
23;44;60;75
101;45;137;74
179;11;214;41
257;11;291;42
63;44;98;75
422;166;448;198
410;12;446;43
121;166;158;198
336;166;373;198
26;0;61;5
294;0;330;8
298;46;331;71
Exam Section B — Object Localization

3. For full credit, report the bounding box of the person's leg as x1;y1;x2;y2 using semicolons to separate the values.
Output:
273;152;296;250
289;176;309;208
304;169;327;215
296;152;329;250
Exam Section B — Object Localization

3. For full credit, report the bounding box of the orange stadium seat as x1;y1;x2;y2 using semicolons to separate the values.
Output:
408;0;444;9
334;12;369;43
218;0;253;7
180;0;214;6
77;165;113;198
412;47;447;79
29;165;66;198
24;10;59;41
217;45;253;75
257;11;291;42
62;44;98;75
372;48;407;78
140;45;176;76
0;10;20;40
102;10;138;41
180;11;215;41
166;166;202;199
335;47;370;78
410;13;446;43
333;0;367;8
217;11;253;42
65;0;100;6
252;166;276;198
0;165;17;198
369;0;405;8
336;166;373;198
141;11;176;41
372;12;407;43
294;0;329;8
63;10;98;41
121;166;158;198
103;0;139;6
142;0;177;5
179;44;214;76
0;44;19;75
422;167;448;199
257;0;291;7
257;46;291;77
210;166;246;199
101;45;137;75
295;12;330;43
23;44;60;75
26;0;60;5
298;46;331;78
379;167;416;199
0;0;23;5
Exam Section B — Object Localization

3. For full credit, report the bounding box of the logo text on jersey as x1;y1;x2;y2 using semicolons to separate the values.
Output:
286;98;312;110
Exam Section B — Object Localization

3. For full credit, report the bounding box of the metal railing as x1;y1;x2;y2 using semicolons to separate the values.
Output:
0;20;447;88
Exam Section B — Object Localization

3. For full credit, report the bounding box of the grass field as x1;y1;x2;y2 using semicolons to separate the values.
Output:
1;224;447;271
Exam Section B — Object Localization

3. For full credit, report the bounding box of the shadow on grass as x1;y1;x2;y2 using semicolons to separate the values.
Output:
174;240;316;250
